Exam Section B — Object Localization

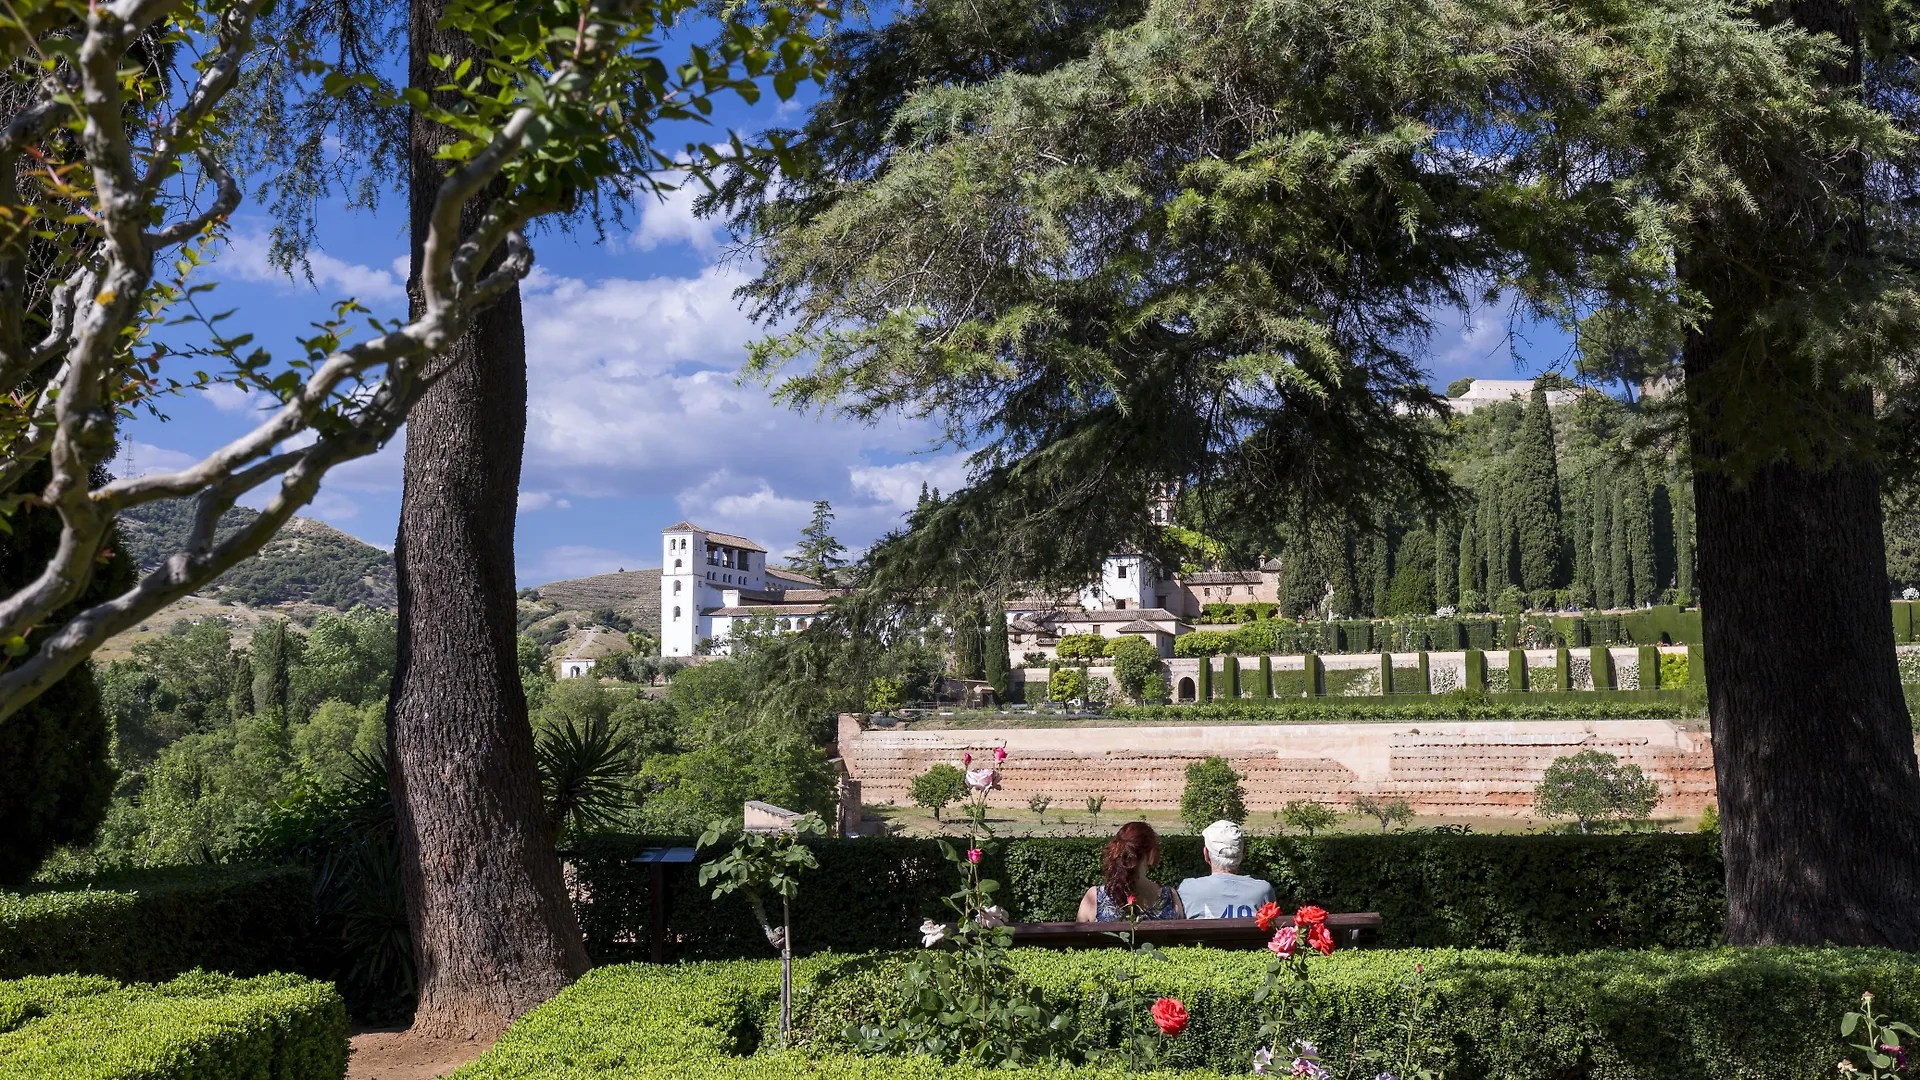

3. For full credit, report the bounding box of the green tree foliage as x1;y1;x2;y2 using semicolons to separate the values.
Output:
1385;527;1436;616
793;501;848;587
1511;389;1565;592
1532;750;1660;834
115;502;396;609
1180;756;1247;832
1054;634;1109;660
1281;799;1340;837
911;763;968;821
983;614;1011;701
1108;636;1163;701
1350;796;1415;833
1048;667;1086;703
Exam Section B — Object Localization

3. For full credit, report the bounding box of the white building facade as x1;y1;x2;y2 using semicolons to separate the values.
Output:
660;522;775;657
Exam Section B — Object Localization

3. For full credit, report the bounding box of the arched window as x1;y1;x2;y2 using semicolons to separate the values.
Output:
1177;677;1196;701
673;580;681;594
673;559;682;570
672;606;682;619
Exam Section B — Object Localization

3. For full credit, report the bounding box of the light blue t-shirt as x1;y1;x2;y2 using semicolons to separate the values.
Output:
1176;873;1276;919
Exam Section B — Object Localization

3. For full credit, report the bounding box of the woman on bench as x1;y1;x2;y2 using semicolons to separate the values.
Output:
1077;821;1187;922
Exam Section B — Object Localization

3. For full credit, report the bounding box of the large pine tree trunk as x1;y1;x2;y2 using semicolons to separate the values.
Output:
1684;0;1920;948
385;0;588;1038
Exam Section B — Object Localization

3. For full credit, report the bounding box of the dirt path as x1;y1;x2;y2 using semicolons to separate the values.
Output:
348;1028;494;1080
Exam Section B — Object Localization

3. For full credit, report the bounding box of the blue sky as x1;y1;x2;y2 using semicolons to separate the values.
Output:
114;38;1572;587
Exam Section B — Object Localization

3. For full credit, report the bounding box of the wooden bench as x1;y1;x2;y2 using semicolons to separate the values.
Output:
1010;913;1382;951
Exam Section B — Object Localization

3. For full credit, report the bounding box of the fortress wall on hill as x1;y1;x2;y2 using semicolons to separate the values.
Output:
836;714;1716;818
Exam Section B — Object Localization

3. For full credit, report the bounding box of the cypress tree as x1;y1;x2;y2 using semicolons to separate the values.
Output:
1368;531;1390;618
250;618;300;717
1591;474;1614;609
1457;513;1480;606
1628;472;1657;606
1224;654;1241;697
1511;388;1565;591
1609;478;1631;609
1568;473;1593;605
1434;521;1458;609
983;608;1011;701
1651;480;1676;597
1674;482;1695;605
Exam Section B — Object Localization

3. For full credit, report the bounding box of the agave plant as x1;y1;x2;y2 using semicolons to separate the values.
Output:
536;715;639;840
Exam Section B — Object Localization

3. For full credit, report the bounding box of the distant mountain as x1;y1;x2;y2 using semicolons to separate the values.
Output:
527;569;661;632
116;500;396;610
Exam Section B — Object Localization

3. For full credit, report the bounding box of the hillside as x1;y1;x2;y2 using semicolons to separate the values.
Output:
528;569;661;629
116;500;396;609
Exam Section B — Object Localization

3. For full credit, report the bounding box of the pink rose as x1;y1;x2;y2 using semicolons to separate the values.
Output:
967;848;982;864
1268;925;1297;958
994;746;1007;763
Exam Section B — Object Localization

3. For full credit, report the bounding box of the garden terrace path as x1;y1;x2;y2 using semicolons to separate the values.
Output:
1011;913;1382;950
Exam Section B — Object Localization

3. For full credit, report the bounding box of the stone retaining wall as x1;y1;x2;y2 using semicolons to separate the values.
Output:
837;714;1716;818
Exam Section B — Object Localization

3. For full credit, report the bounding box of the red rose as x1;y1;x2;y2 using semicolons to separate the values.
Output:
1254;901;1283;932
1306;922;1334;956
1151;997;1188;1036
1293;905;1328;927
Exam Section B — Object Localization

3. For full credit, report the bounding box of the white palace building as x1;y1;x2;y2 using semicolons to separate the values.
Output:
659;522;840;657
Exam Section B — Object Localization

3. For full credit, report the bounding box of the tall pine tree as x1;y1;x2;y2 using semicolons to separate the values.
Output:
794;500;848;586
1568;473;1593;606
1457;513;1480;608
1627;471;1657;606
1433;521;1458;609
1609;479;1631;608
1511;388;1565;591
1592;475;1615;609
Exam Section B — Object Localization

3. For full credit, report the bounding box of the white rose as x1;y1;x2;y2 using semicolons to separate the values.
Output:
920;918;949;947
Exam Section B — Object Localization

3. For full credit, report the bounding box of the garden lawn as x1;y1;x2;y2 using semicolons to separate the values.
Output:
457;947;1920;1080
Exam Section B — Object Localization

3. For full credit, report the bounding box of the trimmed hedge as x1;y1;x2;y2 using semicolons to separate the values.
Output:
567;832;1723;964
460;951;1920;1080
0;864;316;981
1108;694;1694;724
0;969;347;1080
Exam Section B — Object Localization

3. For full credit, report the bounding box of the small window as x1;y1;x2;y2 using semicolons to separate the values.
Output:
1117;565;1128;579
1115;599;1128;609
673;559;682;570
673;581;682;594
673;606;682;619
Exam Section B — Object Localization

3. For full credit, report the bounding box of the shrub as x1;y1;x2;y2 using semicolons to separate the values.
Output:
1228;620;1286;654
567;831;1726;962
1534;750;1660;833
0;970;346;1080
1179;757;1247;832
457;951;1920;1080
1173;631;1233;657
909;764;967;822
0;864;315;982
1108;637;1162;701
1048;667;1086;703
1054;634;1109;660
865;676;904;712
1281;799;1341;836
1199;602;1237;624
1141;672;1168;702
1660;651;1691;687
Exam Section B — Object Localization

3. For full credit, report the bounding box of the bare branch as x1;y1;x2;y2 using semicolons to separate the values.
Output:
145;151;241;247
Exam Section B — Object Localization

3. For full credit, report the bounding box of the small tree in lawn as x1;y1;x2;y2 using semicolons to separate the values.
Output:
1533;750;1660;833
1282;800;1340;837
911;763;967;822
1350;796;1415;833
1086;794;1106;828
697;812;826;1045
1027;794;1053;821
1181;757;1247;832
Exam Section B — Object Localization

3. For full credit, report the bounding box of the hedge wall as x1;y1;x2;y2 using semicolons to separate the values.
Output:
0;970;347;1080
459;951;1920;1080
0;864;316;981
1108;694;1694;723
567;832;1724;964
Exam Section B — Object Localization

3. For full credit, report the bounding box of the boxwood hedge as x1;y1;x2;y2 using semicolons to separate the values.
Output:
459;949;1920;1080
0;864;316;981
0;969;347;1080
568;832;1724;964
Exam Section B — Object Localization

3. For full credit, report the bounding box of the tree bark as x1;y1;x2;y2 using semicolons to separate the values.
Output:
386;0;588;1038
1684;0;1920;948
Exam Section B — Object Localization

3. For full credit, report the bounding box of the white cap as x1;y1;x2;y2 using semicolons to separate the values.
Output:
1202;820;1245;872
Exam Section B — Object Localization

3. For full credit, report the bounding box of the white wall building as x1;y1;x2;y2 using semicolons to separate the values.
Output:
1078;554;1161;612
1446;378;1579;414
660;522;775;656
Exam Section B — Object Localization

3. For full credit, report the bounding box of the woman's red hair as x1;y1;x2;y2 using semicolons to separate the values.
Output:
1103;821;1159;907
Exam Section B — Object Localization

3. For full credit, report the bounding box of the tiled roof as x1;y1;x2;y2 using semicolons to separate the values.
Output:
1064;608;1180;623
1112;620;1168;634
1183;571;1265;584
773;588;849;602
659;521;767;552
708;604;831;617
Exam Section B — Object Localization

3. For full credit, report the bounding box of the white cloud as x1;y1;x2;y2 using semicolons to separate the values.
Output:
521;544;653;584
629;181;724;254
201;382;277;414
518;491;573;511
108;440;199;480
849;457;973;514
220;230;407;304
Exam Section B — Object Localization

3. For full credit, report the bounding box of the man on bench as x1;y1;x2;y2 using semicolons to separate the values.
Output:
1177;820;1275;919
